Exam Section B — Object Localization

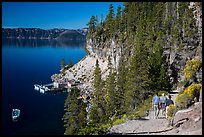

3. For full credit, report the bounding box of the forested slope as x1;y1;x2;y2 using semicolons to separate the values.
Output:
62;2;202;135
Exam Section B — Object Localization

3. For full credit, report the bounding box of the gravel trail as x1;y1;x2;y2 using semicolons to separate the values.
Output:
109;92;179;135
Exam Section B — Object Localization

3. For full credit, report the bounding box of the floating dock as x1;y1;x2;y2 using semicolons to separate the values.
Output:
34;83;66;94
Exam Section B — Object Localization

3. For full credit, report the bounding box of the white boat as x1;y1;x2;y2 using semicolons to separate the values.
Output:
34;84;40;90
12;109;20;122
44;87;49;91
40;87;45;93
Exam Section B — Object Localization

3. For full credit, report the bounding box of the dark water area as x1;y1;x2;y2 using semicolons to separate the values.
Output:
2;38;86;135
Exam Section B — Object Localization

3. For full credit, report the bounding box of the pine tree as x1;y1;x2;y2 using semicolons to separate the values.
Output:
100;14;104;25
87;16;97;38
124;14;150;111
104;68;117;119
121;2;130;33
61;58;65;69
183;3;197;38
68;59;73;68
93;59;102;95
95;15;99;28
60;58;66;76
148;31;172;92
89;103;100;124
127;2;140;38
105;4;115;38
90;59;107;124
115;5;122;33
63;87;87;135
115;55;126;115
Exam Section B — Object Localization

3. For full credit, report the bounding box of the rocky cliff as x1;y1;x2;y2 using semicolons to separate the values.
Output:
86;38;122;72
61;2;202;98
166;2;202;86
86;2;202;90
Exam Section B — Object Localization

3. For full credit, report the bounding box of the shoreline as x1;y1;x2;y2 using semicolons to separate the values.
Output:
62;53;110;96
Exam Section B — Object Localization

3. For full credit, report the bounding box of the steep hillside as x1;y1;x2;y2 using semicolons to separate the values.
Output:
61;2;202;135
63;2;202;96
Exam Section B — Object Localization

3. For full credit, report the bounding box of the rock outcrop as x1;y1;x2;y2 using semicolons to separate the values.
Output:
171;102;202;134
163;2;202;87
86;38;122;72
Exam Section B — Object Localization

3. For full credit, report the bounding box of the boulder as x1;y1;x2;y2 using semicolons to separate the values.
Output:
172;102;202;133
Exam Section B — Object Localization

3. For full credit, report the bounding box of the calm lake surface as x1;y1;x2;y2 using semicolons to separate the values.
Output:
2;39;86;135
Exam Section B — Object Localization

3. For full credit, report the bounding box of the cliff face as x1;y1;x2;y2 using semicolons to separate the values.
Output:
86;38;122;72
61;2;202;98
166;2;202;86
86;2;202;89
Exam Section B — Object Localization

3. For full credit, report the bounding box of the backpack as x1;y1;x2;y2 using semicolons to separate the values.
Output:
170;100;174;105
166;99;174;106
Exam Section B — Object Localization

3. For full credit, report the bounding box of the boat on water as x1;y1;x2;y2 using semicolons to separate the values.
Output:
34;84;40;90
12;109;20;122
40;87;45;93
42;86;49;91
34;84;50;93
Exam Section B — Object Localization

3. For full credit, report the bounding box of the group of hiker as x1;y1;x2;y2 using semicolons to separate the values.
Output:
152;93;174;119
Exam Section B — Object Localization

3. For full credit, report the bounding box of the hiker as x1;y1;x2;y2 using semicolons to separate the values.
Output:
159;93;167;116
165;95;174;119
152;93;160;119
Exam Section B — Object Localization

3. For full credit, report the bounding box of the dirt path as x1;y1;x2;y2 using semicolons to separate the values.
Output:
109;109;171;135
109;92;179;135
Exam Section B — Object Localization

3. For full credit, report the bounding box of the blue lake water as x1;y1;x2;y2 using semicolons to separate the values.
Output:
2;39;86;135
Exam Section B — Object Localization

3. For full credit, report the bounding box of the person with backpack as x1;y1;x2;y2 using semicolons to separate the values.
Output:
152;93;160;119
165;95;174;119
159;93;167;116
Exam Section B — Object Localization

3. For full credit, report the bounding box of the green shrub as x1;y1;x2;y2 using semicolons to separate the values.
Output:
175;84;201;109
112;114;127;126
184;59;202;80
77;123;110;135
176;92;191;109
127;112;140;120
167;104;177;121
128;96;152;120
184;84;201;99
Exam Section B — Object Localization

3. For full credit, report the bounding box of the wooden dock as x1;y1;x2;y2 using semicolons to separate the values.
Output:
43;83;53;87
34;83;68;94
